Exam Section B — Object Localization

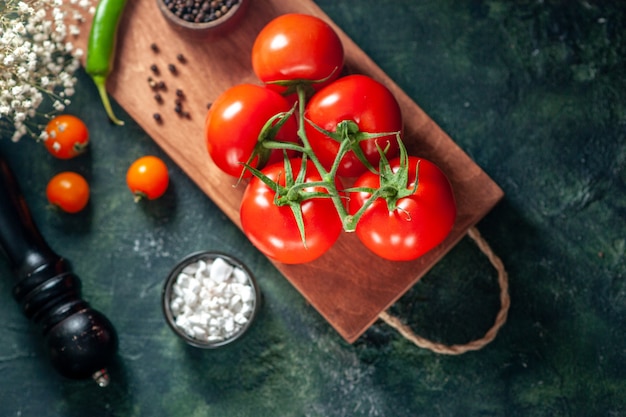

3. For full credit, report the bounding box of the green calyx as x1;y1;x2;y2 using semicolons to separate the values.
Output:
254;106;297;165
306;118;398;176
72;141;89;155
237;104;299;184
342;136;417;230
244;153;334;248
374;135;418;211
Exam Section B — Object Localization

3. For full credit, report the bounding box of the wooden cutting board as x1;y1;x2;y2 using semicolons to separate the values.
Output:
66;0;503;343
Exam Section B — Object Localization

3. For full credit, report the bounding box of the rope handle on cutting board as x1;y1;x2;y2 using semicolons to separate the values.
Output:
378;226;510;354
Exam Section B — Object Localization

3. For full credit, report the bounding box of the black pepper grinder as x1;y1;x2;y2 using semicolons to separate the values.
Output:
0;154;118;386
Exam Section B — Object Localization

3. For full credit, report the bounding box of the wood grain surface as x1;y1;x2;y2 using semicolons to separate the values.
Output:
66;0;503;343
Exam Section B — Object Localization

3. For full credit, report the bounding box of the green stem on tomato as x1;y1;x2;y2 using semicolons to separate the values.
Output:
262;140;308;154
342;187;384;231
294;85;353;216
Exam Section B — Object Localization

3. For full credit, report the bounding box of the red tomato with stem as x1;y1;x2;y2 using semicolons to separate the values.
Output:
305;74;403;178
240;158;343;264
348;156;456;261
44;114;89;159
46;172;90;213
251;13;344;93
126;156;169;201
205;84;298;177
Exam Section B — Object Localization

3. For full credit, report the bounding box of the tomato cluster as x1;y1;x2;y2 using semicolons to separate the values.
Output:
205;13;457;264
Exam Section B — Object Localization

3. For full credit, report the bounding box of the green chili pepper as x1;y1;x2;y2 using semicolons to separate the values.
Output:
86;0;128;126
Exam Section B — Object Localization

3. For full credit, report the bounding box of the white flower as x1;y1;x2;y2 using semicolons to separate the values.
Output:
17;3;33;14
14;112;26;123
14;22;27;34
11;85;23;96
1;0;95;141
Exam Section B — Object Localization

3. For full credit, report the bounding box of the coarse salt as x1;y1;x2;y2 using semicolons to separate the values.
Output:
168;256;257;344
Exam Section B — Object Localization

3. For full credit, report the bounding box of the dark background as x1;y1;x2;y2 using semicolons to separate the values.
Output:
1;1;624;416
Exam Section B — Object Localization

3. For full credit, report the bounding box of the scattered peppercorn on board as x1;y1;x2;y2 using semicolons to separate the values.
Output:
66;0;503;343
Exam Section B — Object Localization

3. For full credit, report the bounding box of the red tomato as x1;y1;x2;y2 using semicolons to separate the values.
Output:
240;158;343;264
348;156;456;261
251;13;344;93
205;84;298;177
304;75;403;178
43;114;89;159
126;156;169;201
46;172;90;213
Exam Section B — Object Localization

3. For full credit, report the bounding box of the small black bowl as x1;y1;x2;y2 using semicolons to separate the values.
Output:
156;0;250;38
162;251;261;348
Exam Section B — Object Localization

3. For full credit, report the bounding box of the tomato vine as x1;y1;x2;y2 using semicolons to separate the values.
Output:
246;83;410;236
207;13;456;263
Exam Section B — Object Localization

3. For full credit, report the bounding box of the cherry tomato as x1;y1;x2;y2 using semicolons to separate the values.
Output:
43;114;89;159
126;156;169;201
46;172;90;213
348;156;456;261
205;84;298;177
240;158;343;264
305;75;403;178
251;13;344;93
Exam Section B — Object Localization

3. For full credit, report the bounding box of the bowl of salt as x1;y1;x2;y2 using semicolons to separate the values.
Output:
162;251;261;348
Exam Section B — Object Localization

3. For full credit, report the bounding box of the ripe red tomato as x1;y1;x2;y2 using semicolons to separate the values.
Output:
304;75;403;178
205;84;298;177
46;172;90;213
240;158;343;264
43;114;89;159
348;156;456;261
126;156;169;201
251;13;344;93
